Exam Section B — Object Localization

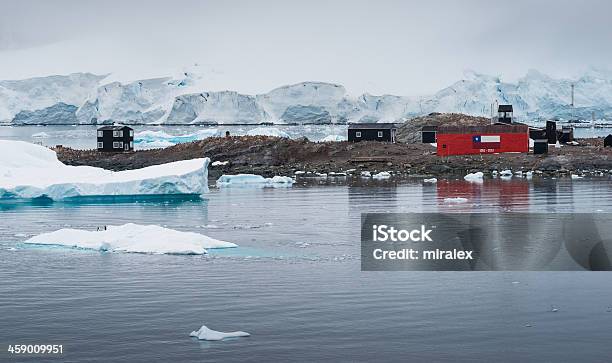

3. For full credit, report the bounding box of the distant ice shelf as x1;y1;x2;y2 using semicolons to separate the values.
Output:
24;223;237;254
0;140;210;200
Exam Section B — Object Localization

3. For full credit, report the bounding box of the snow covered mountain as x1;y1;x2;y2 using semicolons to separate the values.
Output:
2;69;611;125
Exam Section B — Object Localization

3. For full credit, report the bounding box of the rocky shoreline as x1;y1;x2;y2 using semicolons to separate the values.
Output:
55;135;612;180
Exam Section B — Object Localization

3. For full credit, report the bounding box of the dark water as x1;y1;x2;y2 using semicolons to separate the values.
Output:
1;179;612;362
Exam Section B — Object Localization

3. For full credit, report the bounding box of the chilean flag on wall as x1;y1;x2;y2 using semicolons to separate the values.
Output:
472;135;501;149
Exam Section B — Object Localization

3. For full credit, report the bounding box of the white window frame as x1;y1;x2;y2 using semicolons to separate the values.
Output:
97;131;103;137
113;142;123;149
355;131;361;138
124;143;129;151
129;130;134;137
130;141;133;148
97;142;103;149
378;131;384;138
113;130;123;137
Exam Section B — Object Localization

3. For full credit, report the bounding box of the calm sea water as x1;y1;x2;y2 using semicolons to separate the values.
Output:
1;179;612;362
1;124;611;150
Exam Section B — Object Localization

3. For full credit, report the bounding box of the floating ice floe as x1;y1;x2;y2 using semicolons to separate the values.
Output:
0;140;209;200
444;197;468;204
216;174;294;187
211;160;229;166
372;171;392;179
24;223;236;254
190;325;250;341
423;178;437;183
500;169;513;177
246;127;290;138
318;134;346;142
464;172;483;181
31;132;50;138
571;174;584;179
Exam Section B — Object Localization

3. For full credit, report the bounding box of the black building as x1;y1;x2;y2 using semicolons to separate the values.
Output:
604;134;612;148
421;126;437;143
497;104;513;124
546;121;557;144
348;123;397;143
558;126;574;143
97;126;134;152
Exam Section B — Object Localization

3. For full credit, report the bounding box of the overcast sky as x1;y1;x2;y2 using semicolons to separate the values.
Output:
0;0;610;95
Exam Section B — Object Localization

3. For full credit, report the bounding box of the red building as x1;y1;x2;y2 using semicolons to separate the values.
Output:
436;125;529;156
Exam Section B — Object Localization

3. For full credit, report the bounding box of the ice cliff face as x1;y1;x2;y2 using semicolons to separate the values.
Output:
3;68;612;124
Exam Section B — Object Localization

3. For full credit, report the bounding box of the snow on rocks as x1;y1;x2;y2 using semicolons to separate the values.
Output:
463;172;483;181
189;324;250;341
24;223;236;254
246;127;290;138
211;161;229;166
360;171;371;178
0;141;210;200
216;174;294;187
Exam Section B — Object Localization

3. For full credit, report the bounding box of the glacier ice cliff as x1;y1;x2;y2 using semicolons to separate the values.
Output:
3;68;612;125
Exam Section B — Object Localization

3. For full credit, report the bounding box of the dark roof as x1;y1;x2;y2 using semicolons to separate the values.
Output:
438;124;528;134
348;123;397;130
498;104;513;112
97;125;133;131
605;134;612;139
421;125;438;132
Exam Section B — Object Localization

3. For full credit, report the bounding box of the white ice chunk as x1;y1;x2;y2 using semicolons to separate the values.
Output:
189;325;250;341
216;174;293;187
24;223;236;254
372;171;392;179
444;197;468;203
500;169;513;177
31;132;50;138
360;171;371;178
464;172;483;181
571;174;584;179
423;178;437;183
0;141;209;200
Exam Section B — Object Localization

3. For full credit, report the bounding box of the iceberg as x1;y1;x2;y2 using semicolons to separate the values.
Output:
245;127;290;138
216;174;294;187
0;140;210;200
319;134;346;142
190;325;250;341
464;172;484;182
372;171;392;179
134;129;220;149
24;223;236;255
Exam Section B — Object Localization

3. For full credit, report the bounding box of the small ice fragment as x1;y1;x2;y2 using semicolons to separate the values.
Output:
189;324;250;341
424;178;437;183
444;197;468;204
372;171;392;179
211;161;229;166
464;172;483;181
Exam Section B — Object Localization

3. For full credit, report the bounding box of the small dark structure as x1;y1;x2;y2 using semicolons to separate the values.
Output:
546;121;557;144
421;126;437;143
97;126;134;152
558;126;574;143
533;140;548;154
348;123;397;143
225;130;231;138
604;134;612;148
497;105;514;124
529;127;546;140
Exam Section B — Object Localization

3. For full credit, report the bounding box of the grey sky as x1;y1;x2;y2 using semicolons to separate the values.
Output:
0;0;610;95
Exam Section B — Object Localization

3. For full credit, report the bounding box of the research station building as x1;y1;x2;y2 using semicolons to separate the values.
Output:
348;123;397;143
97;126;134;152
436;124;529;156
